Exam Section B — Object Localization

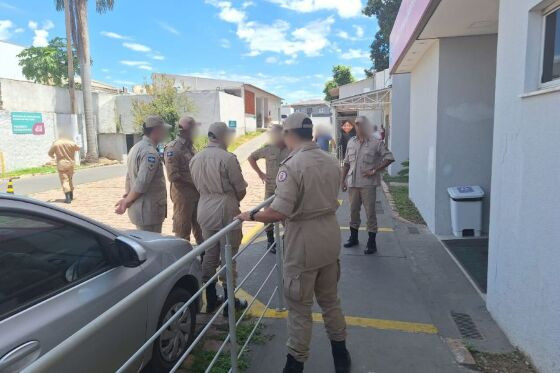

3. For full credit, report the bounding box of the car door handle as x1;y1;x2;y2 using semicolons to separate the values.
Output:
0;341;41;373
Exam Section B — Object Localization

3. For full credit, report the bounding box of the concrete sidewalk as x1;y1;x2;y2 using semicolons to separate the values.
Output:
235;187;513;372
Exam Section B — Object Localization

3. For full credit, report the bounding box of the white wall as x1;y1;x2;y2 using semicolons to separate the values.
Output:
98;133;127;161
487;1;560;372
389;73;411;175
218;91;245;135
339;77;374;98
434;35;497;234
0;42;27;81
409;41;440;231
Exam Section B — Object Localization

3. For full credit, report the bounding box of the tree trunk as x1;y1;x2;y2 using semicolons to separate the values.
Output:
76;0;98;162
64;0;76;114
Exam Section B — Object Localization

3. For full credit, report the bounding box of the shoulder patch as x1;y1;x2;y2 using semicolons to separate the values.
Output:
147;155;156;163
277;170;288;182
166;151;174;157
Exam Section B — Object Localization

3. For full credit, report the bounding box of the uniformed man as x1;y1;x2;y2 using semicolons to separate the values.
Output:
48;136;80;204
247;124;289;252
190;122;248;315
115;115;170;233
341;115;394;254
237;113;351;373
164;116;203;244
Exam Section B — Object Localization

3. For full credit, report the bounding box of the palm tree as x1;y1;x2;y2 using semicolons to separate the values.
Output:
56;0;115;162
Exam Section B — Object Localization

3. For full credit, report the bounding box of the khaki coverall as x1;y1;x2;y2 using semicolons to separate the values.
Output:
164;137;203;244
125;136;167;233
344;136;394;232
48;139;80;194
248;144;290;232
190;142;248;283
270;142;346;363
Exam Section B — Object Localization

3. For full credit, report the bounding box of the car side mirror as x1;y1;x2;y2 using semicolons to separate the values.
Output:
115;236;147;267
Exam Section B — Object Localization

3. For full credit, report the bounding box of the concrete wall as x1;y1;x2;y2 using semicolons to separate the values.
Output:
339;77;374;98
409;41;440;231
98;133;127;161
434;35;497;234
218;91;245;135
0;42;27;81
486;1;560;372
389;73;411;175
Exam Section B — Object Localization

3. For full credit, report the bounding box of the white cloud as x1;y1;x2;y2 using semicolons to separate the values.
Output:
206;0;333;58
0;20;15;40
337;25;365;41
265;56;278;64
100;31;129;39
158;21;180;35
351;66;367;80
123;42;151;52
28;19;54;47
120;60;150;66
242;1;254;8
267;0;363;18
14;27;23;33
138;65;152;71
0;2;21;12
220;38;231;48
101;68;110;72
152;55;165;60
337;30;349;39
340;48;369;60
354;25;364;38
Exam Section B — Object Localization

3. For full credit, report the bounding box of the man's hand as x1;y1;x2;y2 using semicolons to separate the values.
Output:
341;180;348;192
115;198;128;215
258;171;267;184
362;168;378;178
236;211;252;221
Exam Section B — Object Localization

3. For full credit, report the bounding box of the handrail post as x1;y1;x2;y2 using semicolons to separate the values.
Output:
274;222;286;311
224;233;239;373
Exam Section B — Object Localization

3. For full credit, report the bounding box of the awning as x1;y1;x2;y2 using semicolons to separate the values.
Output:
330;87;391;112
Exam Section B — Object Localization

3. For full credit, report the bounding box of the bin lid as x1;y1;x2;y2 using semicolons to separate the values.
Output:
447;185;484;200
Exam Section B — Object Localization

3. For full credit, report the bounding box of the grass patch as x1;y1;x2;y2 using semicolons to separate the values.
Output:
188;318;272;373
2;165;58;178
193;131;264;153
389;185;425;224
468;348;537;373
383;173;409;183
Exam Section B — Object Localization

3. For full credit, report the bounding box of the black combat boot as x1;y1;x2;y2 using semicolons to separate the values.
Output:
364;232;377;255
331;340;351;373
283;354;304;373
222;288;248;317
64;192;72;204
205;282;220;313
69;191;74;200
343;228;359;248
267;230;276;254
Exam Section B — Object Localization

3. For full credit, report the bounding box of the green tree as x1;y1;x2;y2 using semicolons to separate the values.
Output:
323;65;355;101
132;77;195;137
56;0;116;162
363;0;402;73
17;37;79;87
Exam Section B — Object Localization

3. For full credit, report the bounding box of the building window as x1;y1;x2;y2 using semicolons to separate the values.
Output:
542;6;560;84
306;107;313;115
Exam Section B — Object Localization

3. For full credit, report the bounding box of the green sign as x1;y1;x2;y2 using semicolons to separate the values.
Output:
228;120;237;129
11;112;43;135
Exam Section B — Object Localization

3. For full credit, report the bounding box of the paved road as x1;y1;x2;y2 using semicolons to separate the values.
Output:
235;186;512;373
11;132;268;196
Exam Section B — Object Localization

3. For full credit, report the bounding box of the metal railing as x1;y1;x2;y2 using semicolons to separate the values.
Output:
23;195;284;373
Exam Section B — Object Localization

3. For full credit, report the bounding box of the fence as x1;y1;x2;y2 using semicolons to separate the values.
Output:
22;195;283;373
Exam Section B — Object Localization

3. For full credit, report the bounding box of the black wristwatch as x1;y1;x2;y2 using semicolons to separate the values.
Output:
249;210;258;221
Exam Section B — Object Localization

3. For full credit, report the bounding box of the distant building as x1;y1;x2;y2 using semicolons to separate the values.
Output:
288;99;331;127
0;41;28;81
153;73;282;133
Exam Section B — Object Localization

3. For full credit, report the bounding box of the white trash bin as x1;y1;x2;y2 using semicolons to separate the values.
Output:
447;186;484;237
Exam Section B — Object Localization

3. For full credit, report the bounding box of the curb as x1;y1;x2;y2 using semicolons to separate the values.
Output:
444;338;478;369
381;180;422;226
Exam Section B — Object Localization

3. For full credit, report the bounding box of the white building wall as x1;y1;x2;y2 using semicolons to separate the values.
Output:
339;78;374;98
0;42;27;81
487;1;560;372
218;91;245;135
434;35;497;234
409;41;440;231
389;73;411;175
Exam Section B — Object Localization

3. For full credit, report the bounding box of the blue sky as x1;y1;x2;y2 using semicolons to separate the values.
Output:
0;0;378;102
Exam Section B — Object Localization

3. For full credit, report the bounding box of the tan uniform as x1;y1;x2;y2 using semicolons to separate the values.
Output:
270;142;346;363
344;136;394;232
125;136;167;233
190;142;248;283
48;139;80;194
164;137;203;243
249;144;290;198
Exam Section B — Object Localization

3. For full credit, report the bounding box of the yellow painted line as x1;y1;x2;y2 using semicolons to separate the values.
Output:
236;289;438;335
340;227;394;232
241;223;265;245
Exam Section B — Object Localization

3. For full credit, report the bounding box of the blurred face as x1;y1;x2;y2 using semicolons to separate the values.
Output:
223;130;235;147
269;129;284;147
354;120;366;138
283;130;297;151
178;119;199;139
151;125;168;143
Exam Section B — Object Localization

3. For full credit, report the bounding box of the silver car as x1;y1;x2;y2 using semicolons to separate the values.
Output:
0;195;202;372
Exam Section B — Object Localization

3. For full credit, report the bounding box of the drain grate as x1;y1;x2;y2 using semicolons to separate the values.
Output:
451;312;484;340
408;227;419;234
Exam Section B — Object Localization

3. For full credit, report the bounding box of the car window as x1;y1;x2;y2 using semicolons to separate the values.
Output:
0;211;112;319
